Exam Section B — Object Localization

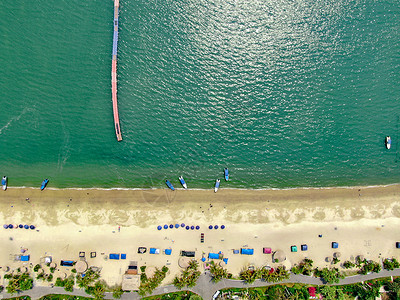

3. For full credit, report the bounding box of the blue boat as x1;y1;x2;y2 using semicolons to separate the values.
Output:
179;176;187;189
224;168;229;181
2;176;7;191
165;180;175;191
40;179;49;191
214;179;220;193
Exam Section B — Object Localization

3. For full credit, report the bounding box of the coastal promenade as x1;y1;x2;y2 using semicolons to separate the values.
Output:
2;270;400;300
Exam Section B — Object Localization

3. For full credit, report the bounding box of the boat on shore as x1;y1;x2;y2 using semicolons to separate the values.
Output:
214;179;220;193
179;176;187;189
224;168;229;181
165;180;175;191
40;179;49;191
2;176;7;191
385;136;391;149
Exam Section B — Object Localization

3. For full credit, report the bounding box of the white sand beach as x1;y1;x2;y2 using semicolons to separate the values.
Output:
0;185;400;287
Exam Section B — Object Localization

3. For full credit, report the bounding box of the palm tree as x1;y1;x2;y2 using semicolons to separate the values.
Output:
385;279;400;299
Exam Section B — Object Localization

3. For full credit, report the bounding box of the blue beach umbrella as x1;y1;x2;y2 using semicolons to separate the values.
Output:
214;225;218;229
201;257;206;262
190;226;194;230
209;225;213;229
169;224;174;229
175;224;179;228
30;225;35;230
8;224;13;229
19;224;23;228
157;226;162;230
163;224;168;229
181;223;185;227
24;225;29;229
196;226;200;230
185;226;189;230
221;225;225;229
3;224;8;229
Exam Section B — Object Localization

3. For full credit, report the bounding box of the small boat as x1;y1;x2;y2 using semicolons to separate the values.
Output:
165;180;175;191
179;176;187;189
385;136;391;149
40;179;49;191
214;179;220;193
224;168;229;181
1;176;7;191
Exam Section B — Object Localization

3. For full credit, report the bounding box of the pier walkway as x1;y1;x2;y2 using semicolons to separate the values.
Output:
112;0;122;141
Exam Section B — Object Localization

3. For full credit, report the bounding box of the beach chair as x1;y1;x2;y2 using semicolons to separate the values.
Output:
200;233;204;243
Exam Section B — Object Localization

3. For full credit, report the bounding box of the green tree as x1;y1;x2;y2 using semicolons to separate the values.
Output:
173;260;201;290
383;258;400;271
385;278;400;300
239;268;259;284
112;285;124;299
209;261;230;283
314;267;344;284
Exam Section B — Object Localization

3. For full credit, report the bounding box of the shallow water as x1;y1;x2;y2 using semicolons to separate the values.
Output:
0;0;399;189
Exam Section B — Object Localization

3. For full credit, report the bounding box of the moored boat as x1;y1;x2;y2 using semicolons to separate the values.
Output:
40;179;49;191
165;180;175;191
179;176;187;189
1;176;7;191
224;168;229;181
214;179;220;193
385;136;391;149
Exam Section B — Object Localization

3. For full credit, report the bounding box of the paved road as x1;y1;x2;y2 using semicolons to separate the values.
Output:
2;269;400;300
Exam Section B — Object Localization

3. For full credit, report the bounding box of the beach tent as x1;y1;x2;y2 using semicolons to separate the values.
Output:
396;242;400;249
150;248;160;254
301;244;308;251
138;247;147;254
164;249;172;255
21;255;30;261
181;251;195;257
61;260;75;267
223;258;228;264
121;254;127;259
233;249;239;254
208;253;223;259
240;248;254;255
332;242;339;249
263;247;272;254
291;246;297;252
109;254;120;260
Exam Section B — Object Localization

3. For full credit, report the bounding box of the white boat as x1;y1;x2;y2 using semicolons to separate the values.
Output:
214;179;220;193
179;176;187;189
385;136;391;149
1;176;7;191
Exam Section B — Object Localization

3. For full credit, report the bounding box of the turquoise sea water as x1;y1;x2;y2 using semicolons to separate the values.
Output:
0;0;399;189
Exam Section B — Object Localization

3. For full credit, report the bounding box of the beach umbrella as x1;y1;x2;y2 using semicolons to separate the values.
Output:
8;224;13;229
325;257;332;262
24;225;29;229
221;225;225;229
30;225;35;230
195;226;200;230
201;257;206;262
190;226;194;230
157;226;162;230
209;225;213;229
214;225;218;229
19;224;23;228
181;223;185;227
333;252;341;258
163;225;168;229
185;226;189;230
273;250;286;262
169;224;173;229
175;224;179;228
3;224;8;229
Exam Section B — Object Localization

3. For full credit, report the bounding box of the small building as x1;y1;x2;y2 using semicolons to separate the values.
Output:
122;262;140;291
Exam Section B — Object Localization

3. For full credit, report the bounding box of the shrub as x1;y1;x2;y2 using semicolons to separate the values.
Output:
139;266;169;295
314;267;344;284
342;261;355;269
33;264;41;272
71;268;77;273
112;285;124;299
50;267;56;273
359;260;381;275
383;258;400;271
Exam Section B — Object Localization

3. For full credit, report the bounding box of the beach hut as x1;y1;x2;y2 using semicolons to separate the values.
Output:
263;247;272;254
291;246;297;252
109;254;120;260
149;248;160;254
332;242;339;249
301;244;308;251
273;250;286;262
240;248;254;255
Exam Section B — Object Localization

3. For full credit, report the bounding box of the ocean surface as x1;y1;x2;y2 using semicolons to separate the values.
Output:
0;0;399;189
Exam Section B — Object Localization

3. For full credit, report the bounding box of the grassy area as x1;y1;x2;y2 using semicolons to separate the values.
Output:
39;295;93;300
142;291;201;300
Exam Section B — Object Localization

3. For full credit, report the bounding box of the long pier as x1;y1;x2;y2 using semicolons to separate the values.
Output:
112;0;122;141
